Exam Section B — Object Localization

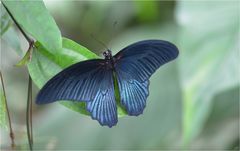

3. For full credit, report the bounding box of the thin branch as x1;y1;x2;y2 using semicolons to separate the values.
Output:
0;71;15;148
26;75;33;151
30;75;33;145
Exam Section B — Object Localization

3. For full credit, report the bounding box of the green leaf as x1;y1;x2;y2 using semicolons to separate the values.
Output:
15;48;32;66
28;37;127;117
1;27;22;56
2;0;62;53
0;3;12;36
176;1;240;144
0;90;8;130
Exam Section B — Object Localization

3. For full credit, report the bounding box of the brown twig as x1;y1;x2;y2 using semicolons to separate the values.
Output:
0;71;15;148
26;75;33;150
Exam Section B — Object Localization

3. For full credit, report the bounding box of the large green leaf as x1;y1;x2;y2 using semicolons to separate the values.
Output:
0;3;12;36
176;1;240;144
2;0;62;53
28;37;127;117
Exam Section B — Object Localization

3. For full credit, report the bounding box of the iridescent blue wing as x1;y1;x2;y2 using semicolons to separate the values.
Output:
86;69;117;127
37;59;106;104
114;40;179;115
36;59;118;127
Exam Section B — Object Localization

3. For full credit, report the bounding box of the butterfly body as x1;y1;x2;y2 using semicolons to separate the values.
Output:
36;40;179;127
99;50;115;70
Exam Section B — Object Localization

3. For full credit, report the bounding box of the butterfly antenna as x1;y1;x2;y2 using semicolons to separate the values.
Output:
109;21;118;50
91;34;109;50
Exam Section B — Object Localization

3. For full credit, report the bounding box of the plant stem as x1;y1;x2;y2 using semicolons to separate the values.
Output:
0;71;15;148
30;82;33;145
26;75;33;151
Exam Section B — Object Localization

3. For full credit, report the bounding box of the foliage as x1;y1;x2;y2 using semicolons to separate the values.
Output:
176;1;240;144
3;0;62;53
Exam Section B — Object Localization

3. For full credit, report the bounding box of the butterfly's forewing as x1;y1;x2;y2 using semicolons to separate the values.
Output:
114;40;179;115
37;59;106;104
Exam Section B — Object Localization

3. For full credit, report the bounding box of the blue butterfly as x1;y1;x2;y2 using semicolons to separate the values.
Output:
36;40;179;127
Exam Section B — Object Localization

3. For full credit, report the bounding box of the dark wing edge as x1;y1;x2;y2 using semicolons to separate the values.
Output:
36;59;105;104
86;69;118;127
114;40;179;116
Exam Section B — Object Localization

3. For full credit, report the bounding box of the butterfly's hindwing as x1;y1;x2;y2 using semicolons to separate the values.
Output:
86;69;117;127
116;68;149;116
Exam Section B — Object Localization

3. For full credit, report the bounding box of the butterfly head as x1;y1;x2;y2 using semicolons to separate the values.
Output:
103;49;112;60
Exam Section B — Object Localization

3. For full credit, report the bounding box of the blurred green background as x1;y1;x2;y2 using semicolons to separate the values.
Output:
0;0;239;150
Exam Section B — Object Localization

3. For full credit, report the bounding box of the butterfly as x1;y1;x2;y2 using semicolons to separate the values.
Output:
36;40;179;127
